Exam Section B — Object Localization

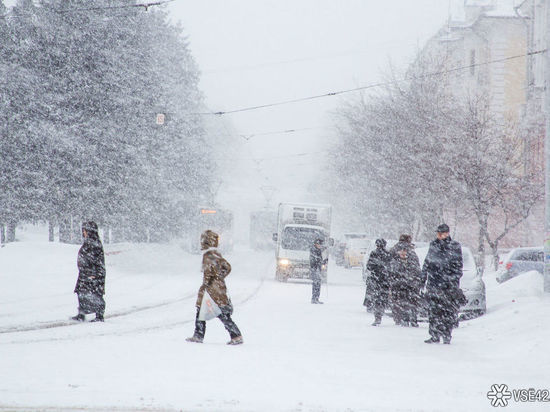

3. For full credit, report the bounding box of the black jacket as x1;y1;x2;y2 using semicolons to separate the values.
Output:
389;250;424;291
310;245;327;270
75;237;106;295
422;236;463;294
366;247;391;288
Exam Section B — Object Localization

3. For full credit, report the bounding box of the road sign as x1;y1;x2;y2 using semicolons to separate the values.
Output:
156;113;165;125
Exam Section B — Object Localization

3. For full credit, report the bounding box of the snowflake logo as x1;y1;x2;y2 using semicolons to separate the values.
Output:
487;384;512;407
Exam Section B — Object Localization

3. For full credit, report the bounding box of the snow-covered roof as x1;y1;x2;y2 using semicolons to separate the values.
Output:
465;0;521;11
456;0;523;25
466;0;494;4
483;0;521;17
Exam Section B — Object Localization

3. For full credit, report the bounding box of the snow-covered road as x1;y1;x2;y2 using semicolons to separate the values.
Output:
1;236;549;411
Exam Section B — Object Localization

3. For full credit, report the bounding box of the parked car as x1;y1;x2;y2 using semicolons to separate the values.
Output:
416;245;486;319
496;247;544;284
344;237;371;268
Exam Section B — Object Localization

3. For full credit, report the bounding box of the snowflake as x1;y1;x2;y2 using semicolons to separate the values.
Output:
487;384;512;407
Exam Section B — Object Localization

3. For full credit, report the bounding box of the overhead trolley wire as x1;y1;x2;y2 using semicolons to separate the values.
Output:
197;49;548;116
239;126;323;140
213;150;329;163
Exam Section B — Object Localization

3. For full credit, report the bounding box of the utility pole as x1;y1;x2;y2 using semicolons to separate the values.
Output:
545;0;550;292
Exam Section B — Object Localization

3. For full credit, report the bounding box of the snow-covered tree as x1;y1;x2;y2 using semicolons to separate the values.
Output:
0;0;212;242
330;51;543;267
0;0;48;241
330;54;459;239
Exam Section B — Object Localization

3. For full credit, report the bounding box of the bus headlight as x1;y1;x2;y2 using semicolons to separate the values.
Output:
279;259;290;266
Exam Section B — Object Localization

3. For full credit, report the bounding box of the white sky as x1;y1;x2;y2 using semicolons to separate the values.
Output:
163;0;458;205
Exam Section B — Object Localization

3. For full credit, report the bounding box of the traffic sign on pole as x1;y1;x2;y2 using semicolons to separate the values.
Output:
156;113;166;126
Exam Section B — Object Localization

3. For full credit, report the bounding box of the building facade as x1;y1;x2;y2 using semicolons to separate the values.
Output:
420;0;545;248
423;0;529;122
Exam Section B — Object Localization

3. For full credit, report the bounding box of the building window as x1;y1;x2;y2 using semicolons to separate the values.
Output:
470;49;476;75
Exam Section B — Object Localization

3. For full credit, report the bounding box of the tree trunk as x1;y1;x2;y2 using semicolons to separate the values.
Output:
48;221;55;242
0;224;5;244
413;219;422;242
59;217;71;244
71;219;82;244
492;244;500;271
7;221;16;242
103;227;110;244
477;218;487;274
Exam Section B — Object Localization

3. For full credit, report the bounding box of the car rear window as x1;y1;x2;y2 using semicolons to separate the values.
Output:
512;250;544;262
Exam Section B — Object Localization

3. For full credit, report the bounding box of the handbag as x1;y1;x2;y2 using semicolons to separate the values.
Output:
198;291;222;321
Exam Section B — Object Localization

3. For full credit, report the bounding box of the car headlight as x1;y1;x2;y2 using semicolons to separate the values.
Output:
279;259;290;266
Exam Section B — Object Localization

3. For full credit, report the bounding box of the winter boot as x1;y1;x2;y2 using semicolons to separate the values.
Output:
227;336;243;345
372;315;382;326
185;336;203;343
442;337;451;344
90;314;104;322
71;314;85;322
311;299;324;304
424;336;440;344
410;320;419;328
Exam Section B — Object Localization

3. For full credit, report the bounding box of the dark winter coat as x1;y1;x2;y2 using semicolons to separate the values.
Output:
422;236;464;312
388;250;424;301
75;237;106;296
366;247;391;290
195;248;232;308
422;236;463;293
310;245;327;271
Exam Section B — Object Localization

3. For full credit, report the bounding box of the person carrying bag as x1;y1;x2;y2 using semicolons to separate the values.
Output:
186;230;243;345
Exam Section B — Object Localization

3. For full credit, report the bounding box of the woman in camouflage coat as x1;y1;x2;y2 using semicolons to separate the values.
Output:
186;230;243;345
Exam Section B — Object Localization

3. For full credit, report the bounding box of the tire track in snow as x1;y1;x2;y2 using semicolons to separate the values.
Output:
0;256;271;344
0;250;201;328
0;274;185;320
0;292;196;335
116;272;267;335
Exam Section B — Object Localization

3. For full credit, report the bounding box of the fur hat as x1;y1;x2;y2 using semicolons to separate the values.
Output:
393;242;410;252
200;230;219;250
399;234;412;243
